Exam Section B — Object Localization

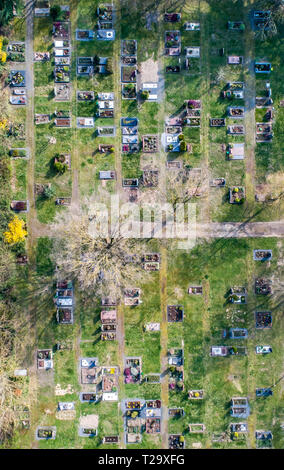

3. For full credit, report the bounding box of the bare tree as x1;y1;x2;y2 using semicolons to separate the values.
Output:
51;196;146;299
166;167;207;210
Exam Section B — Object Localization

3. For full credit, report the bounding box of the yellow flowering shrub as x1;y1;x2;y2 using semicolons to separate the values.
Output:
4;216;27;244
0;51;6;63
0;118;8;129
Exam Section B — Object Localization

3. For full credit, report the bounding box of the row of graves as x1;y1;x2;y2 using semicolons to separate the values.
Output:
76;4;115;42
121;40;137;100
122;399;161;444
121;116;139;153
53;19;71;101
79;358;119;403
100;308;117;341
164;100;197;154
255;80;274;143
8;70;27;105
54;280;74;324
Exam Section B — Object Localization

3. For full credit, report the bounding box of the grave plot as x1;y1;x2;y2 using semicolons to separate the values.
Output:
188;390;204;399
7;42;25;62
10;200;29;212
168;362;184;392
210;178;226;188
165;31;181;56
77;117;94;128
124;288;141;306
210;118;225;127
55;110;71;127
78;415;98;437
142;170;159;188
55;56;70;65
226;143;244;160
255;278;272;295
79;392;98;403
166;160;183;170
103;436;119;444
122;178;139;188
9;148;29;159
97;4;114;23
184;22;200;31
228;286;247;303
7;122;26;140
10;90;27;105
255;62;272;73
56;402;76;420
255;97;273;108
210;346;228;357
9;70;26;87
121;56;137;65
56;307;73;324
185;46;200;58
256;387;273;397
52;22;70;39
54;83;71;101
101;297;117;307
77;91;95;101
124;357;142;384
167;305;184;322
99;144;115;153
188;285;203;294
37;349;53;370
227;106;245;118
169;435;185;449
36;427;56;440
221;82;244;100
97;95;114;118
188;424;206;434
77;56;94;75
34;52;50;62
228;328;248;339
54;65;70;83
121;39;137;57
168;349;183;366
97;126;116;137
122;83;137;99
55;197;71;206
146;416;161;434
227;124;244;134
35;114;50;125
227;21;245;31
166;64;180;73
97;29;115;40
164;13;181;23
121;66;136;83
16;254;28;265
102;373;118;401
256;345;272;355
101;309;117;324
227;55;243;65
230;423;248;441
80;357;99;385
142;135;159;153
255;431;273;449
75;29;95;41
99;170;116;180
15;405;30;430
144;374;161;384
143;253;160;271
169;408;184;418
101;330;117;341
230;397;250;418
253;249;272;261
255;311;272;329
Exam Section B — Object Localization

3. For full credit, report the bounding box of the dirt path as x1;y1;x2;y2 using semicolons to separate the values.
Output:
159;244;168;449
244;1;256;204
25;0;38;449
